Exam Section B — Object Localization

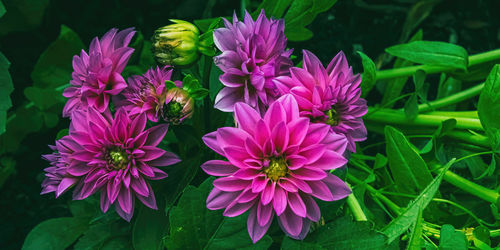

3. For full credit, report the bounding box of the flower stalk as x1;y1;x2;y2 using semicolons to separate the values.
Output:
346;183;368;221
376;48;500;81
418;83;484;113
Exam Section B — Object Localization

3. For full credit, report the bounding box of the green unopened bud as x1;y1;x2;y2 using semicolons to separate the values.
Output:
152;20;200;66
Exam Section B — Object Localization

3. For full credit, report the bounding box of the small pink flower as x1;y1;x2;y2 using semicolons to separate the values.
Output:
63;28;136;117
116;66;176;122
201;95;351;242
42;107;181;221
213;10;293;113
274;50;368;152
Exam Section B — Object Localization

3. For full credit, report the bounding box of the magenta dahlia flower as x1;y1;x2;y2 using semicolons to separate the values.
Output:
116;66;176;122
201;95;351;242
43;107;180;221
213;10;293;113
41;136;80;197
274;50;368;152
63;28;136;117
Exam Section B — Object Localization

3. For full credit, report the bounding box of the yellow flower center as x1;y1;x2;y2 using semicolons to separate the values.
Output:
325;108;340;126
264;157;289;181
107;148;129;170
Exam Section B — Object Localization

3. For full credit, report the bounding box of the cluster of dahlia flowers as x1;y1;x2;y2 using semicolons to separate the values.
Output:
41;9;368;243
42;28;188;221
204;10;368;242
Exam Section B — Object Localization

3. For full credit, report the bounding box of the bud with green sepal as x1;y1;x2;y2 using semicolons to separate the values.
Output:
162;74;208;125
152;19;200;66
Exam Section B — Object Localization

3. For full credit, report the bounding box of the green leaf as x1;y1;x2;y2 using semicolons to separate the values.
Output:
165;80;178;90
209;64;223;101
0;0;49;35
384;126;434;195
404;94;418;120
382;29;423;107
190;88;209;100
165;178;272;249
282;216;386;249
385;41;468;70
473;226;492;250
382;159;455;243
0;1;5;18
357;51;377;98
255;0;294;18
283;0;338;41
406;203;424;250
24;87;65;110
478;64;500;146
31;25;85;89
0;51;13;135
74;219;130;250
182;74;203;93
22;217;89;250
0;107;44;153
438;224;467;250
132;205;168;250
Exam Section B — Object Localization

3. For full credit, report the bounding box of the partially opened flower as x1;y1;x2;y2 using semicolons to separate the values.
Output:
274;50;368;152
117;66;175;122
63;28;136;117
213;10;293;113
41;136;80;197
162;87;194;125
51;107;180;221
201;95;351;242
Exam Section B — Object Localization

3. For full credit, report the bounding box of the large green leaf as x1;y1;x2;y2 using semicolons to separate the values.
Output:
256;0;294;18
385;41;468;70
438;224;467;250
0;51;13;135
382;159;455;243
22;217;89;250
357;51;377;98
384;126;434;195
0;0;49;35
282;216;387;249
31;25;84;89
74;219;130;250
478;64;500;146
406;203;424;250
165;178;273;249
132;205;168;250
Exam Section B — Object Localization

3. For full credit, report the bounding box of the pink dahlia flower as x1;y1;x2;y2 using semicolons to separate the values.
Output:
213;10;293;113
41;136;80;197
201;95;351;242
45;107;181;221
274;50;368;152
116;66;176;122
63;28;136;117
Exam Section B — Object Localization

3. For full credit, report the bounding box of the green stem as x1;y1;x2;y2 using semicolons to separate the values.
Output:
429;163;499;204
446;130;490;148
346;183;368;221
347;174;402;214
418;84;484;113
366;108;483;131
425;110;478;118
376;49;500;80
491;229;500;238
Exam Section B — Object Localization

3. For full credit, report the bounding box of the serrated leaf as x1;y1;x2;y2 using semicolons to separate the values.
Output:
384;126;434;195
382;159;455;243
386;41;468;70
282;216;386;249
22;217;89;250
31;25;85;89
438;224;467;250
357;51;377;98
165;178;272;249
0;51;13;135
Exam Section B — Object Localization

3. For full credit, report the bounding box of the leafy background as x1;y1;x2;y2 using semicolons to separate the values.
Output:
1;0;500;249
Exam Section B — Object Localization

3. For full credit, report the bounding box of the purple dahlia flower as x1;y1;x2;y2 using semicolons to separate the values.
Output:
63;28;136;117
213;10;293;113
274;50;368;152
116;66;176;122
42;107;181;221
201;95;351;242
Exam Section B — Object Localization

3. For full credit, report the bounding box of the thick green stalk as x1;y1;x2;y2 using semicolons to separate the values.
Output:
376;49;500;80
347;174;402;214
418;84;484;113
346;183;368;221
366;108;483;131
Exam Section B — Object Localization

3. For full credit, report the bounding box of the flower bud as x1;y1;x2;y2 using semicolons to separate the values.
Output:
152;20;200;66
162;88;194;125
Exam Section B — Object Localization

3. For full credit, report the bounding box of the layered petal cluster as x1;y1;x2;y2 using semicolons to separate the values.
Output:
41;136;80;197
42;107;181;221
213;10;293;113
201;95;351;242
63;28;136;117
274;50;368;152
116;66;176;122
163;88;194;125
